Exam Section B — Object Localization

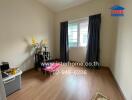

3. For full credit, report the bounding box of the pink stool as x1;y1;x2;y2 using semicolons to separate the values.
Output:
42;63;61;75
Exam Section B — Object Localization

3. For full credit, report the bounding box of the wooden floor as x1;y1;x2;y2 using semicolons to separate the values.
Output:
7;65;124;100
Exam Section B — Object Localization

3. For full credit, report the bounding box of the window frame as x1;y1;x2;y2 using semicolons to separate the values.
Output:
68;18;88;48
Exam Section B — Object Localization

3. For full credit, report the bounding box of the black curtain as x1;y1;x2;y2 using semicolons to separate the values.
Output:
86;14;101;69
60;21;69;62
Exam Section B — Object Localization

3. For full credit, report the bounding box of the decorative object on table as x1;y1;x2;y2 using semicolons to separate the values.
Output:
31;37;51;70
9;68;17;75
32;37;46;53
0;62;10;71
0;62;10;78
92;92;110;100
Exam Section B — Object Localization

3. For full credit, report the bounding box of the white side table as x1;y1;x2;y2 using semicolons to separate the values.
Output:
2;69;22;96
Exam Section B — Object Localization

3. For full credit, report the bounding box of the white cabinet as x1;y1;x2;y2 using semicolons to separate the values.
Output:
0;72;6;100
2;69;22;96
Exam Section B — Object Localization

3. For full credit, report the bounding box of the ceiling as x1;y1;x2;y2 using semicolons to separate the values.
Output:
38;0;91;12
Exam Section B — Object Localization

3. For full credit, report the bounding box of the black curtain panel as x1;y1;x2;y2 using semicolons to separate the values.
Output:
86;14;101;69
60;21;69;62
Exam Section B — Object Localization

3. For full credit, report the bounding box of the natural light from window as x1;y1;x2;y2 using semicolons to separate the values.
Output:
68;18;88;48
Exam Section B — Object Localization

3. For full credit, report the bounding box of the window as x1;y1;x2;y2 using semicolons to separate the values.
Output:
68;18;88;48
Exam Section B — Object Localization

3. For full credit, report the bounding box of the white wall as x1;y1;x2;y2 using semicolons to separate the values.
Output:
55;0;117;66
0;0;55;72
111;0;132;99
69;47;87;62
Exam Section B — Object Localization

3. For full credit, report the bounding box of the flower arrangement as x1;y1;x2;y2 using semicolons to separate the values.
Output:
32;37;48;53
